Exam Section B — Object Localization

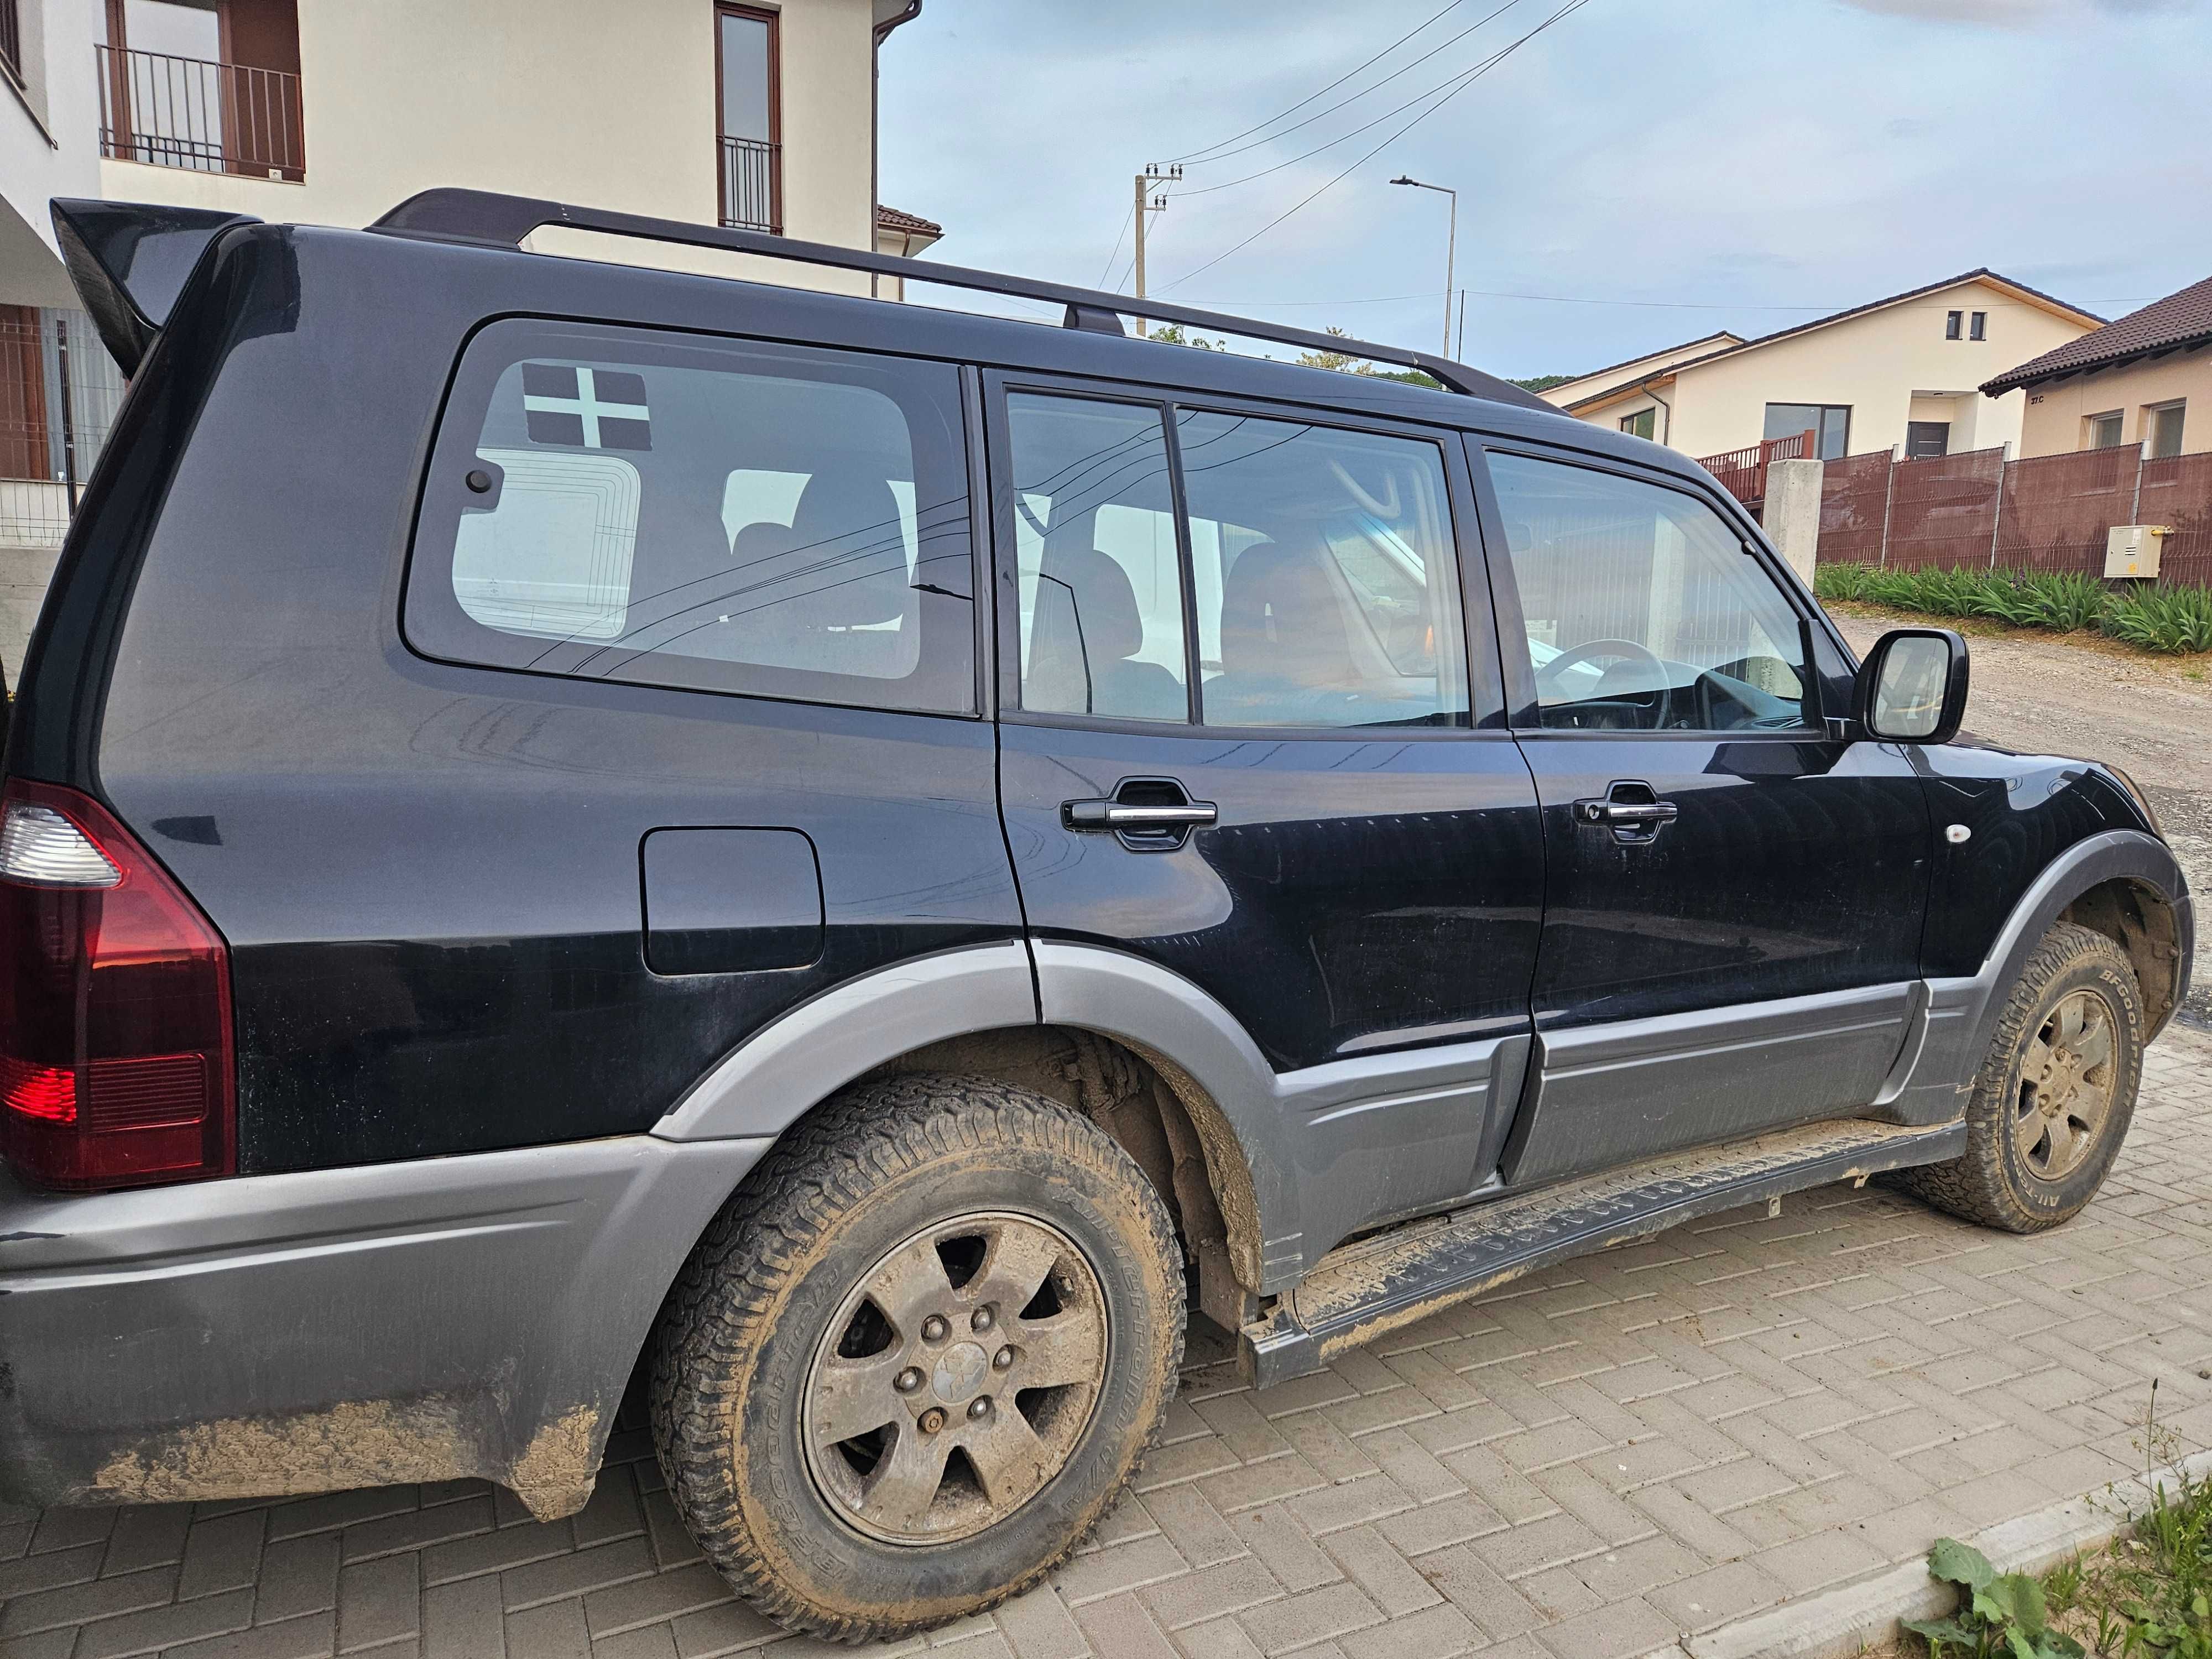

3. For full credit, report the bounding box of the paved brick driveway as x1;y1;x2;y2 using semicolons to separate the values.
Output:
7;1024;2211;1659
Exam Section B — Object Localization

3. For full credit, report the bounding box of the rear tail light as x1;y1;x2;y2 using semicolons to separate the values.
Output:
0;778;234;1191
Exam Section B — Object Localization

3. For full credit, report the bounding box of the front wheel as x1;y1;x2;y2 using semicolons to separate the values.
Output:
650;1073;1185;1642
1904;921;2144;1232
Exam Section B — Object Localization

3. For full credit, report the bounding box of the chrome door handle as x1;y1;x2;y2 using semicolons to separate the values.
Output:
1572;782;1678;844
1063;801;1218;830
1572;800;1678;827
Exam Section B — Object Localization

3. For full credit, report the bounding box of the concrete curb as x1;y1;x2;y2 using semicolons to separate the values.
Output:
1634;1448;2212;1659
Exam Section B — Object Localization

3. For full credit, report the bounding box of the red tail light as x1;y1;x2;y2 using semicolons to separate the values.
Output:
0;778;235;1191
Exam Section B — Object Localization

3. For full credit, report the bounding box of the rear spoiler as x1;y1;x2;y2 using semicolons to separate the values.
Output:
50;199;262;375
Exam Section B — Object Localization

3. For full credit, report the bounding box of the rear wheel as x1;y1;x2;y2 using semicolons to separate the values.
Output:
650;1073;1184;1642
1905;922;2143;1232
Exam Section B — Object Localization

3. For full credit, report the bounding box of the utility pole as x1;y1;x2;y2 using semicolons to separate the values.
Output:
1131;163;1178;338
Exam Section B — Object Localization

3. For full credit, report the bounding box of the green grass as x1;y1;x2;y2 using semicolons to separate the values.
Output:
1814;562;2212;654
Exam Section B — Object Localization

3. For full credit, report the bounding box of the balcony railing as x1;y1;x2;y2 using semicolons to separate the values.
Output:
96;44;305;181
719;135;781;234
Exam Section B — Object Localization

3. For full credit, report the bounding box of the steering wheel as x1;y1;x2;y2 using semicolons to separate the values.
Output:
1532;638;1674;728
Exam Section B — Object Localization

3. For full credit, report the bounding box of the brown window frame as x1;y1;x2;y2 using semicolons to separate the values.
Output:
715;3;782;235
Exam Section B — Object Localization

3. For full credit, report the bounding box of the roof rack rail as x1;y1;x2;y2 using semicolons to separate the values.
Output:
369;187;1552;413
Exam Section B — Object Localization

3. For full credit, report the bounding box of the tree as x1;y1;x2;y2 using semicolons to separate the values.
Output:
1144;322;1225;351
1511;373;1573;393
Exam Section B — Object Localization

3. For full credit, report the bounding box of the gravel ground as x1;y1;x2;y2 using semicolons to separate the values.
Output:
1830;606;2212;1024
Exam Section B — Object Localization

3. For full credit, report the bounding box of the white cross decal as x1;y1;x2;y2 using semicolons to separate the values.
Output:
521;367;648;448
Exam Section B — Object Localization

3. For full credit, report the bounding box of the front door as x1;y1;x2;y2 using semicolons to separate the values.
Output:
1475;445;1931;1187
988;382;1545;1246
1906;421;1951;459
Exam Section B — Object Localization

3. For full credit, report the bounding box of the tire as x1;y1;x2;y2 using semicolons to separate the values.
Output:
1903;922;2144;1233
650;1072;1185;1642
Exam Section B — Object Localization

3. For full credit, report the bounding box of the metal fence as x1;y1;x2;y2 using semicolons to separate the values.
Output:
96;44;306;180
718;135;780;233
1813;442;2212;587
1885;446;2005;571
0;309;124;548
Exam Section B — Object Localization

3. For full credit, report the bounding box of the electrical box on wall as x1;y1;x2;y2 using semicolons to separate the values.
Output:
2106;525;2171;580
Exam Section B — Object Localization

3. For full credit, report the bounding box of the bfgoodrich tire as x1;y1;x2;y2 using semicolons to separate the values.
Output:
1904;921;2144;1233
649;1073;1185;1642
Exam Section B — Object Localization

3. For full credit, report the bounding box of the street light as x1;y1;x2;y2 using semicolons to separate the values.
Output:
1390;174;1457;358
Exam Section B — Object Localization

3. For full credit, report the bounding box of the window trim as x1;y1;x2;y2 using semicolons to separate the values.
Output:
1762;401;1850;461
1969;310;1987;342
2085;410;2125;451
714;2;781;234
1945;310;1963;341
402;316;988;721
981;367;1506;739
1466;437;1829;739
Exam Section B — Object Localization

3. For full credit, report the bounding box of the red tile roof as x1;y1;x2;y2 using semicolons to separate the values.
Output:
874;205;943;238
1983;274;2212;395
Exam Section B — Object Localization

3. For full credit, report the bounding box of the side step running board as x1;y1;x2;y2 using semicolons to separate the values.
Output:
1240;1116;1966;1387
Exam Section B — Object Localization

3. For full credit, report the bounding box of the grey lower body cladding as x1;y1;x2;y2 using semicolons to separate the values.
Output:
0;1134;767;1516
1240;1115;1967;1387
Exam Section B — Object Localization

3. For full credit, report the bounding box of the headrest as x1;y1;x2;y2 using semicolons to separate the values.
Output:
778;468;911;628
1219;538;1351;681
1036;545;1144;663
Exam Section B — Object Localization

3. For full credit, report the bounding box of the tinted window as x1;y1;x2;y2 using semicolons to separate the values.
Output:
1177;412;1466;729
409;322;975;714
1007;394;1189;722
1488;452;1811;733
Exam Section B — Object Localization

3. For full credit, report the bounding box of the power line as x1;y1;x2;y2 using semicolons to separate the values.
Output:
1167;0;1475;167
1175;0;1525;185
1094;203;1134;289
1157;0;1595;296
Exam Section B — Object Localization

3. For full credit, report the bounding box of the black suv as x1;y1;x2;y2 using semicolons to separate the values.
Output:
0;192;2190;1641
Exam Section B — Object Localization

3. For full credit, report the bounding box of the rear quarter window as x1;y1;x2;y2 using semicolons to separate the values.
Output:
406;321;976;714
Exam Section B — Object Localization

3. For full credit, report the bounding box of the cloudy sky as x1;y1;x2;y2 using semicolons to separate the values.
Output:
877;0;2210;380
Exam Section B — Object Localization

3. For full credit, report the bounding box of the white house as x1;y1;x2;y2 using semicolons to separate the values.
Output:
1542;271;2103;466
1;0;940;563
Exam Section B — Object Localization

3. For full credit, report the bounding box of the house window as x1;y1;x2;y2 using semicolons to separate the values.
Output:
95;0;307;181
1945;311;1963;341
2086;411;2124;450
2147;401;2186;460
717;4;780;233
1;0;23;88
1763;402;1851;460
1619;408;1656;440
1969;311;1987;342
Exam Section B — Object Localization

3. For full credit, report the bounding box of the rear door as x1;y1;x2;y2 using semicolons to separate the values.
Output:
987;376;1545;1248
1470;442;1932;1186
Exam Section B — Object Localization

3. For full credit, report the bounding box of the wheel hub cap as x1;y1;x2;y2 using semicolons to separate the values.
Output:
800;1211;1109;1547
933;1342;990;1404
2011;987;2117;1182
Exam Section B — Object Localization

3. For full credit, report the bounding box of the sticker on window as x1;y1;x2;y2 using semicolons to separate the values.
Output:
452;447;640;640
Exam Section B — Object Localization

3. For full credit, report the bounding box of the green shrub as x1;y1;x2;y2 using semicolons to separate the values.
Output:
1816;561;2212;654
2105;584;2212;654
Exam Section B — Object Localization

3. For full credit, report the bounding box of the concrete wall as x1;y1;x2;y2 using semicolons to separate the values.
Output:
2015;344;2212;459
1570;279;2098;463
0;0;100;309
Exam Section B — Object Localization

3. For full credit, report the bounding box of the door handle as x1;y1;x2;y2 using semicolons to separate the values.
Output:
1572;782;1678;844
1063;801;1217;830
1062;778;1217;851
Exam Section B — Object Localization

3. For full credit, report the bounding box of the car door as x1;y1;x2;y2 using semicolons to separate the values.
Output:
1471;442;1932;1187
987;378;1545;1254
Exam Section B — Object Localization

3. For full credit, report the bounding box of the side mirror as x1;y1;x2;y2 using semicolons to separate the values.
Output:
1856;627;1969;743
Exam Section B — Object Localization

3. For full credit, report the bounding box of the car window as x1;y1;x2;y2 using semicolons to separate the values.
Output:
408;322;975;715
1486;452;1811;733
1006;394;1190;722
1175;411;1468;729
